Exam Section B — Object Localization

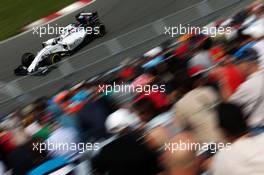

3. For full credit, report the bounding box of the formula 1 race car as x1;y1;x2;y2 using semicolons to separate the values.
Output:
14;12;106;76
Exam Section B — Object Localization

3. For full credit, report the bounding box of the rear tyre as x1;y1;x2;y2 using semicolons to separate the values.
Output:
46;54;61;65
96;24;106;37
21;53;34;68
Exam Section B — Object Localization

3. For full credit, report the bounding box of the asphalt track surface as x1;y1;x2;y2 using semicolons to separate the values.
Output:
0;0;254;115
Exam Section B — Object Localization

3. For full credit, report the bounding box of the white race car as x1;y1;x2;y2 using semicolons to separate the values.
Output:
14;12;106;75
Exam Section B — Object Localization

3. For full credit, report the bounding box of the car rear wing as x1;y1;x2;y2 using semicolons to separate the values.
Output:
80;11;98;16
80;12;93;16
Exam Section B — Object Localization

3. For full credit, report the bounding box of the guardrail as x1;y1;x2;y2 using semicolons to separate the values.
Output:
0;0;251;115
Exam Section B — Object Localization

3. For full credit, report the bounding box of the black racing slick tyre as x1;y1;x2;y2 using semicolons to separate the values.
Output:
97;24;106;37
46;54;61;65
21;53;34;68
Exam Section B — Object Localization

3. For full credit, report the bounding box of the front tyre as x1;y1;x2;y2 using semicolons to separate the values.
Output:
21;53;34;68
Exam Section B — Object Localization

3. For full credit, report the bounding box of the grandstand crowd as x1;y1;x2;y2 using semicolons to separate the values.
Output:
0;2;264;175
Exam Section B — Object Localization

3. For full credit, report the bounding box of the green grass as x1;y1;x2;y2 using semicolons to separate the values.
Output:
0;0;76;41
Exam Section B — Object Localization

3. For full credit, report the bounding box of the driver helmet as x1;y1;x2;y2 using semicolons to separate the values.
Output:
75;13;86;24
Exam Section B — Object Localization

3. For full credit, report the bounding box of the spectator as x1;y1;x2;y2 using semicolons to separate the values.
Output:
32;118;51;141
132;97;199;175
132;95;178;152
7;138;47;175
211;102;264;175
174;66;224;144
189;37;214;69
211;54;245;100
0;160;5;175
161;132;199;175
230;48;264;128
132;96;163;124
45;122;79;158
107;77;136;107
252;38;264;68
92;109;162;175
0;127;17;171
77;96;115;141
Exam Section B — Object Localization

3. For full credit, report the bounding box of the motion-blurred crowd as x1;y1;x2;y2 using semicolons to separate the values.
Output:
0;2;264;175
